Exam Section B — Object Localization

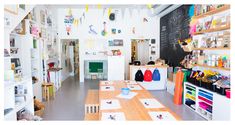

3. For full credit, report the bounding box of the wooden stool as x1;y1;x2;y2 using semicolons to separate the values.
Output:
42;83;55;101
85;90;99;114
84;113;99;121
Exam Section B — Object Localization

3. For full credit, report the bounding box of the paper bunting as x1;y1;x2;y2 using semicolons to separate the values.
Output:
129;8;133;18
85;5;89;12
103;8;106;16
121;8;125;19
97;4;102;9
108;8;112;16
83;12;85;19
80;17;82;24
68;8;72;15
147;4;152;9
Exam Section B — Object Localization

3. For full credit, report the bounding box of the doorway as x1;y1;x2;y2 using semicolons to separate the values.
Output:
131;39;150;65
61;39;79;80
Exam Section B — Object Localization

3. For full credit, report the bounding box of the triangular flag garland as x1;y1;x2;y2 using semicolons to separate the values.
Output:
147;4;152;9
129;8;133;18
103;8;106;16
108;8;112;16
85;5;89;12
121;8;125;19
97;4;102;9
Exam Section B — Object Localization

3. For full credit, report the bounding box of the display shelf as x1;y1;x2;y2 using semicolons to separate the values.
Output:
194;64;230;71
192;47;230;51
193;5;230;19
197;107;212;120
193;25;230;35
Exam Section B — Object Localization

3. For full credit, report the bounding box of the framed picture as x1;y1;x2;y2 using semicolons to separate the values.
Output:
4;5;18;15
113;39;123;46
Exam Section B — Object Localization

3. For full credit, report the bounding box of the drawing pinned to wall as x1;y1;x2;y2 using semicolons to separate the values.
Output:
101;21;108;36
143;17;148;22
111;28;116;34
19;4;25;10
129;8;133;18
88;25;98;35
73;19;79;27
118;29;121;34
64;8;74;35
132;27;135;34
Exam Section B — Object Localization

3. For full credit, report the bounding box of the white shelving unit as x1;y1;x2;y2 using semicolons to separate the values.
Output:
184;82;230;120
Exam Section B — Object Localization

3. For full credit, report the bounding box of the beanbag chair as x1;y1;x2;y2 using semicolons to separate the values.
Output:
144;69;152;82
135;70;144;82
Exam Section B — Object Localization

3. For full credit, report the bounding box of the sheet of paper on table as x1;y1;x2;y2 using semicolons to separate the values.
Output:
101;112;126;121
139;98;165;109
148;111;177;121
124;80;138;85
100;86;115;91
116;92;138;99
127;84;142;90
100;99;121;110
100;81;114;85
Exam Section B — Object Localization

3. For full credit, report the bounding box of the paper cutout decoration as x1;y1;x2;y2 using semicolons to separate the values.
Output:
143;17;148;22
103;8;106;16
85;5;89;12
129;8;133;17
147;4;152;9
121;8;125;19
88;25;98;35
108;8;112;16
80;17;82;24
97;4;102;9
118;29;121;33
101;21;108;36
73;19;78;27
83;12;85;19
64;9;74;35
132;27;135;34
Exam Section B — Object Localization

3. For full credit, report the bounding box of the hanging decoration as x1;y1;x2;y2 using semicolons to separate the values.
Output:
101;21;108;36
132;27;135;34
97;4;102;9
188;5;194;18
143;17;148;22
129;8;133;18
137;6;141;15
85;5;89;12
103;8;106;16
83;12;85;19
80;17;82;24
121;8;125;19
73;19;79;27
88;25;98;35
64;8;74;35
147;4;152;9
108;8;112;17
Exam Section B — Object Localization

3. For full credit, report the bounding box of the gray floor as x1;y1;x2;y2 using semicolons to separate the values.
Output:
42;76;205;121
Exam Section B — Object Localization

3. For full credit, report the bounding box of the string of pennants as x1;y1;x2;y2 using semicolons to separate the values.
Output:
64;4;153;35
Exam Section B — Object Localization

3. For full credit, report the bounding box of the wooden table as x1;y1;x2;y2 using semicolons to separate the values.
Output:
99;80;181;121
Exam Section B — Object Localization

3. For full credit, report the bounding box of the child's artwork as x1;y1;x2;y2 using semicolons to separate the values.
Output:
100;86;115;91
111;28;116;34
100;99;121;110
88;25;97;35
101;112;126;121
139;99;165;109
148;111;177;121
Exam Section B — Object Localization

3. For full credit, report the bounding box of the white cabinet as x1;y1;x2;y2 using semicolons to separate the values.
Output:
108;56;124;80
213;93;230;120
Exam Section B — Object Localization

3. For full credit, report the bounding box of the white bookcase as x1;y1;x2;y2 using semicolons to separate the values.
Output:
184;82;230;120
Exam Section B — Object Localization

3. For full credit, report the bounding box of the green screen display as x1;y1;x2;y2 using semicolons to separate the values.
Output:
89;62;103;73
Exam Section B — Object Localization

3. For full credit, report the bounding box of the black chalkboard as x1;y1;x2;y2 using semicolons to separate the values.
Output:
160;5;191;67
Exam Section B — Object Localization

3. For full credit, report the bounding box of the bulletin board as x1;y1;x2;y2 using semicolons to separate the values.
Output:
160;5;191;67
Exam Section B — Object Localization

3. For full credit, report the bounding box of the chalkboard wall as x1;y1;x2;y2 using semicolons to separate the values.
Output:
160;5;191;67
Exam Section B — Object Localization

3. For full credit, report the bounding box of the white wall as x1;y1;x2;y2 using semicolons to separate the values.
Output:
56;7;159;82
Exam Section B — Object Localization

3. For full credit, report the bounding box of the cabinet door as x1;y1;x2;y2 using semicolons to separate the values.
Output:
213;93;230;120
